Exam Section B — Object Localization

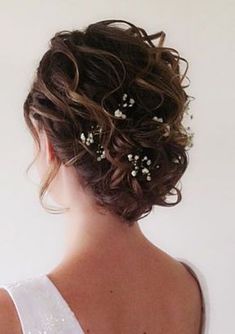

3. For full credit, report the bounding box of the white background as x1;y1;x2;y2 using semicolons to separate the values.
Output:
0;1;234;333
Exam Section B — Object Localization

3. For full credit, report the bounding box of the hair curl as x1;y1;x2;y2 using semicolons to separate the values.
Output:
23;19;194;226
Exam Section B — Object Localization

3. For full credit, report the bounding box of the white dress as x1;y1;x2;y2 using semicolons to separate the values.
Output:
0;258;210;334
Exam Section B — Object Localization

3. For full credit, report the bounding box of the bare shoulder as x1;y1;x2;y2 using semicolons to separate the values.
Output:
0;288;22;334
149;246;203;334
174;259;203;327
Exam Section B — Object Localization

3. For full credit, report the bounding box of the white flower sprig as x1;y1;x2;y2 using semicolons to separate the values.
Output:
80;125;105;161
127;153;152;181
80;131;94;146
153;116;163;123
114;93;135;119
78;92;167;182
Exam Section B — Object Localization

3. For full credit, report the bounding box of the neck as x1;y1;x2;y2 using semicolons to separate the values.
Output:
63;204;147;262
50;165;151;267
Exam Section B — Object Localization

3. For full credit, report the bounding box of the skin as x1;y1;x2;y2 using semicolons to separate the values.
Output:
0;127;203;333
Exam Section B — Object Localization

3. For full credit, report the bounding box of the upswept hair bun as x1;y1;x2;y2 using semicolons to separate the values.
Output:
23;19;194;226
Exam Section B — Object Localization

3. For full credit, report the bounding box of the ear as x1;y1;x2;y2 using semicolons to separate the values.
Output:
43;130;56;165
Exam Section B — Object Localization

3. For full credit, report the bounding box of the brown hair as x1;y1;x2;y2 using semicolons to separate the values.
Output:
23;19;193;226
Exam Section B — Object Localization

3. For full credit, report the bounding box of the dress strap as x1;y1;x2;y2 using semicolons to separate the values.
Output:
0;275;83;334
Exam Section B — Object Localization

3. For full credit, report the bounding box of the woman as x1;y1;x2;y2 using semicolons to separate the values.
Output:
0;19;208;333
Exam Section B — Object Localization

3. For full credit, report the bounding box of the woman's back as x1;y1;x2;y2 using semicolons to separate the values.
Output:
0;245;207;334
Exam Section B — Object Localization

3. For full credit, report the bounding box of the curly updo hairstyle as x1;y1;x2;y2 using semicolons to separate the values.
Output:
23;19;194;226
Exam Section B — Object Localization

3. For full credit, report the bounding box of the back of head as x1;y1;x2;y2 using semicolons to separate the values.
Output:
23;19;193;226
